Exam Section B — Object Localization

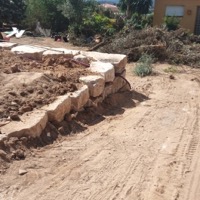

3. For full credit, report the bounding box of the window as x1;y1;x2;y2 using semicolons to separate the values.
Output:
165;6;185;17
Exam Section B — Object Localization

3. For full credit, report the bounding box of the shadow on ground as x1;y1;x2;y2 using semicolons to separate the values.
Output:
76;90;149;126
0;90;149;171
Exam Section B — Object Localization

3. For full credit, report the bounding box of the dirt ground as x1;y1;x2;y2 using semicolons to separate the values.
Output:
1;59;200;200
0;47;93;121
11;36;88;50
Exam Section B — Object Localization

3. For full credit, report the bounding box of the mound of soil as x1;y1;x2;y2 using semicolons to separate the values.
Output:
0;50;93;121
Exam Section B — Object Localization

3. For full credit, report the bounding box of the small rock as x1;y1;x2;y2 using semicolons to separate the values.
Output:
10;113;21;121
57;73;66;82
69;83;77;92
18;169;28;176
13;99;21;105
20;91;28;97
42;84;48;89
20;137;28;143
44;58;54;66
169;74;175;80
11;101;18;106
9;91;17;96
0;150;7;159
12;149;25;160
37;89;44;94
34;99;43;104
11;64;20;73
20;106;32;113
30;61;38;68
26;87;34;93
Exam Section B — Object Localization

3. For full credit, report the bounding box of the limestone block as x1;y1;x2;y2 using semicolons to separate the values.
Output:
11;45;45;60
120;69;126;77
102;83;113;99
81;51;127;74
112;76;130;93
0;42;17;50
0;111;48;138
73;55;89;65
90;61;115;82
43;48;80;58
112;56;127;74
42;94;71;122
79;75;105;97
70;85;89;111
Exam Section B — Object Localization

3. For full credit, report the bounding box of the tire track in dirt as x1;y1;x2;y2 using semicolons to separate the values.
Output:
2;65;200;200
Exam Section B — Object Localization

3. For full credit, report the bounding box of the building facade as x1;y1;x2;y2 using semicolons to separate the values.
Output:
153;0;200;34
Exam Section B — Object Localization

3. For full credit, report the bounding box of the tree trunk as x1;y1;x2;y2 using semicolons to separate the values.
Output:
126;4;132;19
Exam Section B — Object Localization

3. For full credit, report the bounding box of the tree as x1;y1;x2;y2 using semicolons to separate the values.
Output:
58;0;84;24
57;0;99;35
0;0;26;26
119;0;152;19
24;0;68;31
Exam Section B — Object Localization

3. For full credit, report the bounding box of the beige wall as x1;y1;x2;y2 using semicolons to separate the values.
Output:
153;0;200;33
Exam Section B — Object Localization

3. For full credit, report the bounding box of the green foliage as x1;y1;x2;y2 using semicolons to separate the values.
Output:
83;13;115;36
58;0;103;36
58;0;84;24
134;54;153;77
125;12;153;30
119;0;152;19
24;0;68;31
164;16;180;31
0;0;26;25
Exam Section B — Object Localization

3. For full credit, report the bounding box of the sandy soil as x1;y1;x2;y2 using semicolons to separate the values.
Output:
1;62;200;200
11;36;88;50
0;49;93;120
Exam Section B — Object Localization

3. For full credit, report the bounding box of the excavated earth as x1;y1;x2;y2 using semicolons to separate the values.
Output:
0;50;93;120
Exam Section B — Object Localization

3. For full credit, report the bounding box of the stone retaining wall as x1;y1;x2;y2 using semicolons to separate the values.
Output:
0;43;130;142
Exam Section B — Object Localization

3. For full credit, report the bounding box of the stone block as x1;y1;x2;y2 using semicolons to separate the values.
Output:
11;45;45;60
112;76;130;93
120;69;126;77
90;61;115;82
79;75;105;97
102;83;113;99
43;48;80;58
0;42;17;50
0;111;48;138
81;51;127;74
73;55;90;65
42;94;71;122
70;85;89;111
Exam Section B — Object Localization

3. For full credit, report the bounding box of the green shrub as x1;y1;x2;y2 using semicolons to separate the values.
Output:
164;16;180;31
125;13;154;30
83;13;116;36
134;53;153;77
